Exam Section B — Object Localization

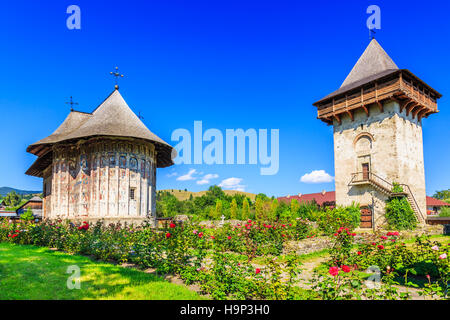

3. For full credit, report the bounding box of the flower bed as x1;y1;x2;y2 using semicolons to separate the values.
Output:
1;217;447;300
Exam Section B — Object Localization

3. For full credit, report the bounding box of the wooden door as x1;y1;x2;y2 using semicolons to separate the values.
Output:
360;206;372;228
362;163;369;180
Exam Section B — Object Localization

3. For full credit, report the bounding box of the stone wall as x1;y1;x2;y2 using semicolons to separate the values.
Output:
43;137;157;225
333;100;427;226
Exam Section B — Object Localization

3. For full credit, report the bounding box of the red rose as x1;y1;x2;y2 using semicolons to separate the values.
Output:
377;245;384;250
341;265;351;273
169;223;176;228
357;251;362;255
329;266;339;277
227;236;231;240
210;236;215;239
255;268;261;275
165;232;171;238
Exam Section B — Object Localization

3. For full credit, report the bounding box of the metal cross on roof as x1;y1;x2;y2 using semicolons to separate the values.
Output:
65;96;79;111
110;66;124;89
137;111;144;120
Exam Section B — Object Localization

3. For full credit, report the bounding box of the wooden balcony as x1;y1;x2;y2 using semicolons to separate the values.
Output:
314;70;441;125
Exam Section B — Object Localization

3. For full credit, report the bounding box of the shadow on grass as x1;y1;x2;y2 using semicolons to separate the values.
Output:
0;243;201;300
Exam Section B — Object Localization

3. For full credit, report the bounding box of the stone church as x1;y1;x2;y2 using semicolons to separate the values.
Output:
313;39;441;228
25;87;174;225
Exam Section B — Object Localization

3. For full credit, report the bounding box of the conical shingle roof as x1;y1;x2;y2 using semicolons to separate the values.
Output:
341;39;398;88
27;89;174;168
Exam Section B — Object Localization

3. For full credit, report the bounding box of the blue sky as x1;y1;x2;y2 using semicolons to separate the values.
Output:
0;0;449;197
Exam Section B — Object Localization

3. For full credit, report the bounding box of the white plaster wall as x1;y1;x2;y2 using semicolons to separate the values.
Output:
333;100;427;225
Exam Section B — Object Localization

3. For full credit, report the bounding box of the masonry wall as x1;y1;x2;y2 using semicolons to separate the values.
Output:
333;100;427;226
44;138;157;225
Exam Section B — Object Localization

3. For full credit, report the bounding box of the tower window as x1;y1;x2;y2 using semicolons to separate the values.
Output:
130;188;136;200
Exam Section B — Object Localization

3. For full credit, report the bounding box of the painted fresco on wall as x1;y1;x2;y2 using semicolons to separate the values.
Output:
119;155;127;168
140;159;146;179
69;160;77;179
80;154;89;175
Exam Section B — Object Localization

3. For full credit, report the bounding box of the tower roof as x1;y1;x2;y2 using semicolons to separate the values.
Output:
341;39;398;88
27;89;174;171
313;39;441;125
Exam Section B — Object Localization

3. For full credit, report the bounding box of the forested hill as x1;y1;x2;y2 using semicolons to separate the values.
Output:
0;187;41;197
160;189;257;201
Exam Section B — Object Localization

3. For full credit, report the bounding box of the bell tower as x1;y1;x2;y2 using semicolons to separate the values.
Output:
313;39;442;228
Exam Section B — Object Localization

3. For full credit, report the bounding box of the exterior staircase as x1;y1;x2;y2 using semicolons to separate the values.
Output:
349;172;425;223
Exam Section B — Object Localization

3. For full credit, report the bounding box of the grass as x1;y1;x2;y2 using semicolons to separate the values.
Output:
0;243;204;300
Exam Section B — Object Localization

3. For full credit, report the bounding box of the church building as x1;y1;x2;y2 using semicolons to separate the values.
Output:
313;39;442;228
25;85;174;225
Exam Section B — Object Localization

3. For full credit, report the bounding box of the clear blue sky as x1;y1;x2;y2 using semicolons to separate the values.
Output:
0;0;449;197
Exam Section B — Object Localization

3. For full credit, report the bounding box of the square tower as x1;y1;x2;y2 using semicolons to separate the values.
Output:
313;39;442;228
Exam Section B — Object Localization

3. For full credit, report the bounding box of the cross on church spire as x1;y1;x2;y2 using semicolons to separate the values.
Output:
65;96;79;111
137;111;144;120
110;66;124;90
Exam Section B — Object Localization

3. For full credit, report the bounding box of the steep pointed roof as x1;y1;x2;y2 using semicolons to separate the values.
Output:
341;39;398;88
27;89;174;169
314;39;405;104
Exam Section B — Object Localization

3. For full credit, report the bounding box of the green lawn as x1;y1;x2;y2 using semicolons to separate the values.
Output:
0;243;203;300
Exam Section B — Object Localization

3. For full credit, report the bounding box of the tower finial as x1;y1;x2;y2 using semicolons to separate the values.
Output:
110;66;124;90
65;96;79;111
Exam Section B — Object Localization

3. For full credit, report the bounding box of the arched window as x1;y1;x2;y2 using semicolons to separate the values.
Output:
354;132;374;153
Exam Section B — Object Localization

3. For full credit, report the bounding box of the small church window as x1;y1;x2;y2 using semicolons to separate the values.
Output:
130;188;136;200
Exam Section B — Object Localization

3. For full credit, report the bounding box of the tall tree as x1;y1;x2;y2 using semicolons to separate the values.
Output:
230;198;238;219
242;198;250;220
215;199;223;219
255;198;264;220
290;199;300;217
432;189;450;201
4;191;20;207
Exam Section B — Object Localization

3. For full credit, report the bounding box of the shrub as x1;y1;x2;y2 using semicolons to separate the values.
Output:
316;204;360;235
385;197;417;230
439;206;450;217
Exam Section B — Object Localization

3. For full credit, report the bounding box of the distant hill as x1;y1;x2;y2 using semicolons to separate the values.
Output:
0;187;42;197
160;189;257;201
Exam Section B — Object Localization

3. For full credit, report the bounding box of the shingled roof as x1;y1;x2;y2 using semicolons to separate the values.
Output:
26;89;174;175
341;39;398;88
313;39;441;105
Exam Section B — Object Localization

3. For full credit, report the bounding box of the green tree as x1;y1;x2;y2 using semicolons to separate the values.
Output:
385;197;417;230
270;199;279;220
20;208;34;222
3;191;20;207
255;193;268;201
230;199;238;219
255;198;264;220
215;199;223;219
432;189;450;202
242;198;250;220
290;199;300;218
207;185;225;199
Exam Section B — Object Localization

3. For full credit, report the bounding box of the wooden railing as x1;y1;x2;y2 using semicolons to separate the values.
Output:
349;171;425;222
317;76;438;119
